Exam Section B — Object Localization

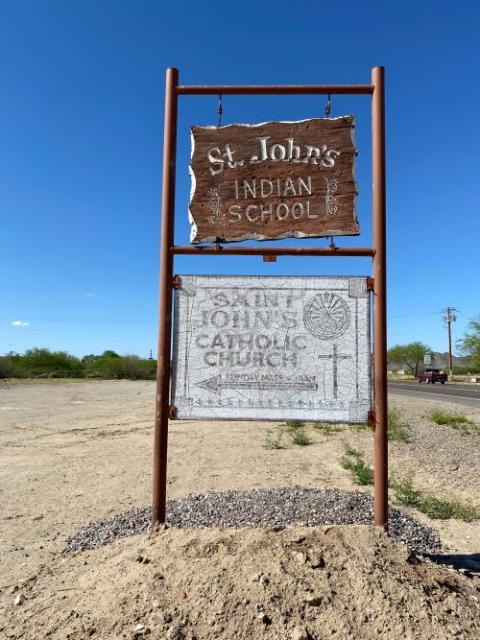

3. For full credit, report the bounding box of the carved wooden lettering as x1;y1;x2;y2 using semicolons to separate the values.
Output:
189;117;359;244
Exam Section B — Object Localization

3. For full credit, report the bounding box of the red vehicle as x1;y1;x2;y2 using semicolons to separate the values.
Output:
417;368;448;384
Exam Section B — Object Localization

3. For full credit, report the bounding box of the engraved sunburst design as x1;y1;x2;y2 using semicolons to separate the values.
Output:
303;292;350;340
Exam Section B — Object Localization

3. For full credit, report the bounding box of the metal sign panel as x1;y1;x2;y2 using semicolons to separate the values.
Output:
172;275;371;422
189;117;359;244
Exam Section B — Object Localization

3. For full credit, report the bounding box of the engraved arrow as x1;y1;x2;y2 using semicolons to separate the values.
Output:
197;374;318;393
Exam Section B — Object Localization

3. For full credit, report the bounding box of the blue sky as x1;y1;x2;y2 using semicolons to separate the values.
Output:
1;0;479;357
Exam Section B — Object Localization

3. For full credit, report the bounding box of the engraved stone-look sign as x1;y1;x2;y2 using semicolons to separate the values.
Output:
171;275;370;422
189;117;359;244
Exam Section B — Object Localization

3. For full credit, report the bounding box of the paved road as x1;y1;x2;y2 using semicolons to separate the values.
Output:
388;380;480;408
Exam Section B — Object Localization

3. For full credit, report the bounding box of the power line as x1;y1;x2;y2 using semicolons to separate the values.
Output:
387;311;441;319
441;306;458;379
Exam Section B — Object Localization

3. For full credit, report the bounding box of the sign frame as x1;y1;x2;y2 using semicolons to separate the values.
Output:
153;68;387;530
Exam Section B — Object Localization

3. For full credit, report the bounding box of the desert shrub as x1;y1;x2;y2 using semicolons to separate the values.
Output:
284;420;303;432
430;408;473;426
1;348;157;380
389;473;422;508
86;355;156;380
390;473;479;521
290;429;313;446
312;422;341;436
340;447;374;485
452;365;480;375
264;427;288;450
4;348;82;378
429;409;477;435
420;496;478;521
282;420;313;446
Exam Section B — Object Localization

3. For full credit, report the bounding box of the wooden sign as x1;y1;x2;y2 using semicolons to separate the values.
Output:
189;117;359;244
171;275;371;422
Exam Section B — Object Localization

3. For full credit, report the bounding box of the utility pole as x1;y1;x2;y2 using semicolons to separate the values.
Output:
442;307;457;379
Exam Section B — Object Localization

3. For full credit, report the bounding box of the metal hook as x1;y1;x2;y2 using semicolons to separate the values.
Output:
217;94;223;127
324;93;331;118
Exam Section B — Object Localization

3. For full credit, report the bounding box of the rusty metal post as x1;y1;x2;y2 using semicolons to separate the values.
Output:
173;246;375;257
177;83;373;95
152;67;178;524
371;66;388;528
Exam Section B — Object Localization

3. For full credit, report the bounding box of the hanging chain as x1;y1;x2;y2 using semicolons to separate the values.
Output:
214;95;224;248
217;94;223;127
324;93;331;118
326;94;335;249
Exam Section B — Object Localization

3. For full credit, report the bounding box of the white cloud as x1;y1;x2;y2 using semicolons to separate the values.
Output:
11;320;30;327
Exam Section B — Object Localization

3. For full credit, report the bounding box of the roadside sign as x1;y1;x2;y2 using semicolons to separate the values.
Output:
171;275;370;422
153;67;389;528
189;117;359;243
424;354;432;366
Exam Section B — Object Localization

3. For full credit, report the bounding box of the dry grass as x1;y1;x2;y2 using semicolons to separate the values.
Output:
387;409;411;442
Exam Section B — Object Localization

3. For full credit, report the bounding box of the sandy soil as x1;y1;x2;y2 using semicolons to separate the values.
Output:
1;380;479;639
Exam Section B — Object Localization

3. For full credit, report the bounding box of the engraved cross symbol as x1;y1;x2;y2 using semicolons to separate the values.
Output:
318;344;352;399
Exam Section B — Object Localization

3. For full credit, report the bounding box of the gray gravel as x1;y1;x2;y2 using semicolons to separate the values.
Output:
64;487;441;555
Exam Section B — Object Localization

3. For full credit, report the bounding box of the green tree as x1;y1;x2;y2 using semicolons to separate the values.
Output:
387;342;433;377
0;356;22;378
101;350;120;359
457;316;480;370
84;353;156;380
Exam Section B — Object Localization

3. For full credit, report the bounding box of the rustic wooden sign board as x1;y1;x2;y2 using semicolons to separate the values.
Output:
171;275;371;422
189;117;359;244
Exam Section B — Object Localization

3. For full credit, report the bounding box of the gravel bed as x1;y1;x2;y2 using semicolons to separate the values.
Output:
64;487;441;555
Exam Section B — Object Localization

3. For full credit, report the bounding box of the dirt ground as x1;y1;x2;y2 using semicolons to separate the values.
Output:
1;380;479;639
